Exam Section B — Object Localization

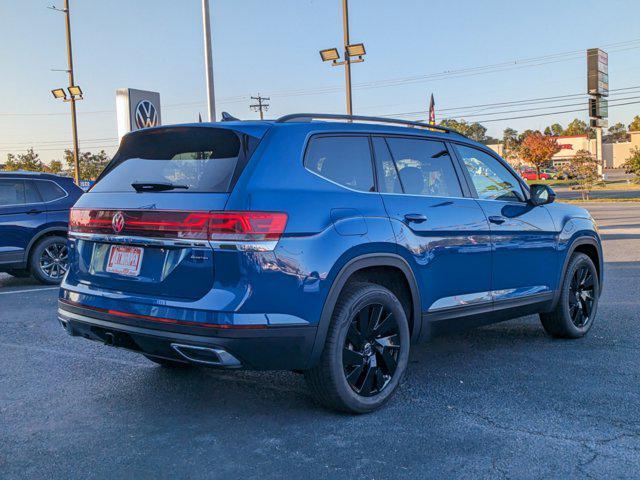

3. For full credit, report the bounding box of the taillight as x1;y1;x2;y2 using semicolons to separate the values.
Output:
69;209;287;246
69;209;212;240
207;212;287;242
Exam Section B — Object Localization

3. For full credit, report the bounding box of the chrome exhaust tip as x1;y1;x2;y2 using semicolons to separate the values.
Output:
170;343;241;368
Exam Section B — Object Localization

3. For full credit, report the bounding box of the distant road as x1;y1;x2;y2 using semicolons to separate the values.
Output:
554;185;640;200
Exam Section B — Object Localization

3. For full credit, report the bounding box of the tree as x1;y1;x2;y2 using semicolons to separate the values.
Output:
605;122;629;143
518;132;561;179
4;149;46;172
47;160;64;174
568;150;599;200
517;129;539;144
622;147;640;183
501;128;521;164
563;118;590;137
63;149;110;180
544;123;563;136
629;115;640;132
439;119;488;142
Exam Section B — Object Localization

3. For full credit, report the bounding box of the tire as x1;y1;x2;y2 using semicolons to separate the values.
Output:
143;354;192;368
6;269;31;278
304;282;410;413
540;252;600;339
29;236;69;285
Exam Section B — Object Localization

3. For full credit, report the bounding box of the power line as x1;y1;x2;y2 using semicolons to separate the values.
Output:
2;39;639;118
471;99;640;124
383;85;640;119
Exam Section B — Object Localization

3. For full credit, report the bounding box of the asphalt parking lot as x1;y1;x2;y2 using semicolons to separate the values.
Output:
1;203;639;479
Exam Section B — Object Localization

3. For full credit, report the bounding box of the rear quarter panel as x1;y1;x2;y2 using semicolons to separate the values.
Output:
225;125;397;326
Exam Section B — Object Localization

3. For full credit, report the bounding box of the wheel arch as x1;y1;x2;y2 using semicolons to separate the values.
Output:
550;235;603;310
307;253;421;369
25;227;67;264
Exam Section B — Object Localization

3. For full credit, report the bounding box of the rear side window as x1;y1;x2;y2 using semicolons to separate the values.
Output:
92;127;258;193
385;137;462;197
36;181;66;202
0;179;26;206
304;136;374;192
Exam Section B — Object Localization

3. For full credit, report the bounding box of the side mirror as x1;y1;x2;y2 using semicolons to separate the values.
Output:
529;184;556;206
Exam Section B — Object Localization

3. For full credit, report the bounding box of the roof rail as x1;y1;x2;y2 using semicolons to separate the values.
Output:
276;113;466;137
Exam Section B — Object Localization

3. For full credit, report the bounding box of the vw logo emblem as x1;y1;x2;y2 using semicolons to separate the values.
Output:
112;211;125;234
134;100;158;129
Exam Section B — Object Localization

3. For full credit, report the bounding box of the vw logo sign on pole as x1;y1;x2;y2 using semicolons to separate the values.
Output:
116;88;161;140
135;100;158;129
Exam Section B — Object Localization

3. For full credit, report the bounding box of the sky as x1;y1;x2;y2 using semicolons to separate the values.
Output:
1;0;639;163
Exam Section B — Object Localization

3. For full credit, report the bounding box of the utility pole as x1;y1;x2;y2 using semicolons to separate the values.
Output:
202;0;216;121
63;0;81;184
250;94;270;120
342;0;353;115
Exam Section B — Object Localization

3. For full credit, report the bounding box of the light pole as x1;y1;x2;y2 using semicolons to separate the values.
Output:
49;0;82;184
202;0;216;122
319;0;366;115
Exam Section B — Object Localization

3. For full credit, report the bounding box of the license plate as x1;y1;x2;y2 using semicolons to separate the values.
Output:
106;245;144;277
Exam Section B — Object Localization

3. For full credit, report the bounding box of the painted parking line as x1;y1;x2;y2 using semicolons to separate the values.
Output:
0;286;59;295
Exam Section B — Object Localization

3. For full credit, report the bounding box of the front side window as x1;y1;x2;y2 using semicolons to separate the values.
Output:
455;145;524;202
0;179;26;206
304;136;374;192
385;137;462;197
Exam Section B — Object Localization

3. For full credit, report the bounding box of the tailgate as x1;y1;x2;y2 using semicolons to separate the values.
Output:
67;192;228;301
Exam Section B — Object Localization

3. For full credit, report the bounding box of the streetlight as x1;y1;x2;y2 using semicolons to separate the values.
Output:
51;86;83;101
68;85;83;98
48;0;81;184
319;0;366;115
51;88;67;100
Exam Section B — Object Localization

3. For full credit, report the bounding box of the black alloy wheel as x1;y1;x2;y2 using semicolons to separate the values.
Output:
304;282;410;413
342;303;400;397
540;252;599;339
568;264;595;328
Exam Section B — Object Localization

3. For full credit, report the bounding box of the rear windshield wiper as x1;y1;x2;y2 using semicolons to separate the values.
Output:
131;182;189;192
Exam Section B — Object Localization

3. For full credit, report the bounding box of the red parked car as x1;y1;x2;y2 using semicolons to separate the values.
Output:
520;169;550;181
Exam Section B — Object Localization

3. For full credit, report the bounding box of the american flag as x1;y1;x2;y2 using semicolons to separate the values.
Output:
428;94;436;125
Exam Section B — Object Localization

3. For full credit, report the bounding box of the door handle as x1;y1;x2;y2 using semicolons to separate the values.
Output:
26;209;43;215
488;215;506;225
404;213;427;223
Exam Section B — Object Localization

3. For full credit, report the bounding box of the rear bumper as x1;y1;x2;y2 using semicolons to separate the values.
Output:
58;301;317;370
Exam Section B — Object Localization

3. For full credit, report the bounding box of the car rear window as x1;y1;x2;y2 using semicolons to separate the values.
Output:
92;127;259;193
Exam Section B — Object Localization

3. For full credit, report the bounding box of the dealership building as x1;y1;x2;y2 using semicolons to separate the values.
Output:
488;131;640;169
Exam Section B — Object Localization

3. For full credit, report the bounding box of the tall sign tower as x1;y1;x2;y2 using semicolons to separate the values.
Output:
587;48;608;176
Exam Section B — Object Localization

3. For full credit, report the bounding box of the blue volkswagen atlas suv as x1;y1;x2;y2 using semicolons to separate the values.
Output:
1;171;83;284
58;114;603;413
